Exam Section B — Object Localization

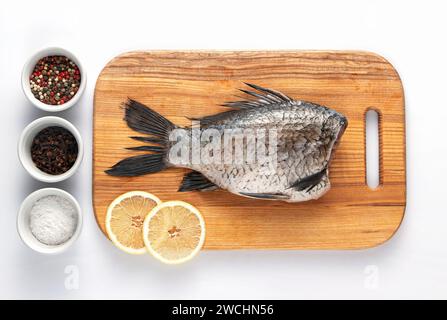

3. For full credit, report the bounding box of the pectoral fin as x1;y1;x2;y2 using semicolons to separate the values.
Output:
290;167;327;192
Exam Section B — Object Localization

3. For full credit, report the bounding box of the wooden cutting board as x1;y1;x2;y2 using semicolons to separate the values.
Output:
93;51;406;249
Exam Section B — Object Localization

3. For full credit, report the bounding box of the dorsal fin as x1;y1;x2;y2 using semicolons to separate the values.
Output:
190;83;294;125
221;82;293;109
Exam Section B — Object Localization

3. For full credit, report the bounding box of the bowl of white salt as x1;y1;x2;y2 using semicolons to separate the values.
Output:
17;188;82;254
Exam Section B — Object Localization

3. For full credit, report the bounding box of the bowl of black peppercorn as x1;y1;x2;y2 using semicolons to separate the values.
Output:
18;116;84;182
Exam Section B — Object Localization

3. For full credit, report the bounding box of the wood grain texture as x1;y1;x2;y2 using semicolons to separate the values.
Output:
93;51;406;249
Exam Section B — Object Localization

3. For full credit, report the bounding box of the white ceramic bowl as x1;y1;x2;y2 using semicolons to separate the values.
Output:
18;116;84;183
17;188;82;254
21;47;86;112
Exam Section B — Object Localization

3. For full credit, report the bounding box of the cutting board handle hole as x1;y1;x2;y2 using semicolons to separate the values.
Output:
365;109;381;189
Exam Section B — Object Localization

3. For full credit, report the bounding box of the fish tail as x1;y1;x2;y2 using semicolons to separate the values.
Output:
122;98;176;137
105;99;175;177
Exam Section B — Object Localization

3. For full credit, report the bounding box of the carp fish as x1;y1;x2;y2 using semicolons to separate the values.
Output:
106;83;347;202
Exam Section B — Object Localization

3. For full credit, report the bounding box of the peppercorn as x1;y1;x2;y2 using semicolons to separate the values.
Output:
31;126;78;175
29;56;81;106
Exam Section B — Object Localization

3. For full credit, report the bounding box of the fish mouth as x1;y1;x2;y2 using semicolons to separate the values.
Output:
331;114;348;153
337;116;348;139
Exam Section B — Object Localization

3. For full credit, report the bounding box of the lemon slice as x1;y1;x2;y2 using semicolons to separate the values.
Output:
143;200;205;264
106;191;161;255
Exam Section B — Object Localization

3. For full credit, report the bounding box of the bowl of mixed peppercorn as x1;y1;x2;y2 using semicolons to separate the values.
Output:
22;47;86;112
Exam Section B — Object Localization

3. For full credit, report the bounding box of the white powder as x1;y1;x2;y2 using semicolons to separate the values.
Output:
29;195;77;246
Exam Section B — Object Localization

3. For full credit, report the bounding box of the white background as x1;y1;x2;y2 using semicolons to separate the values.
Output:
1;0;445;299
